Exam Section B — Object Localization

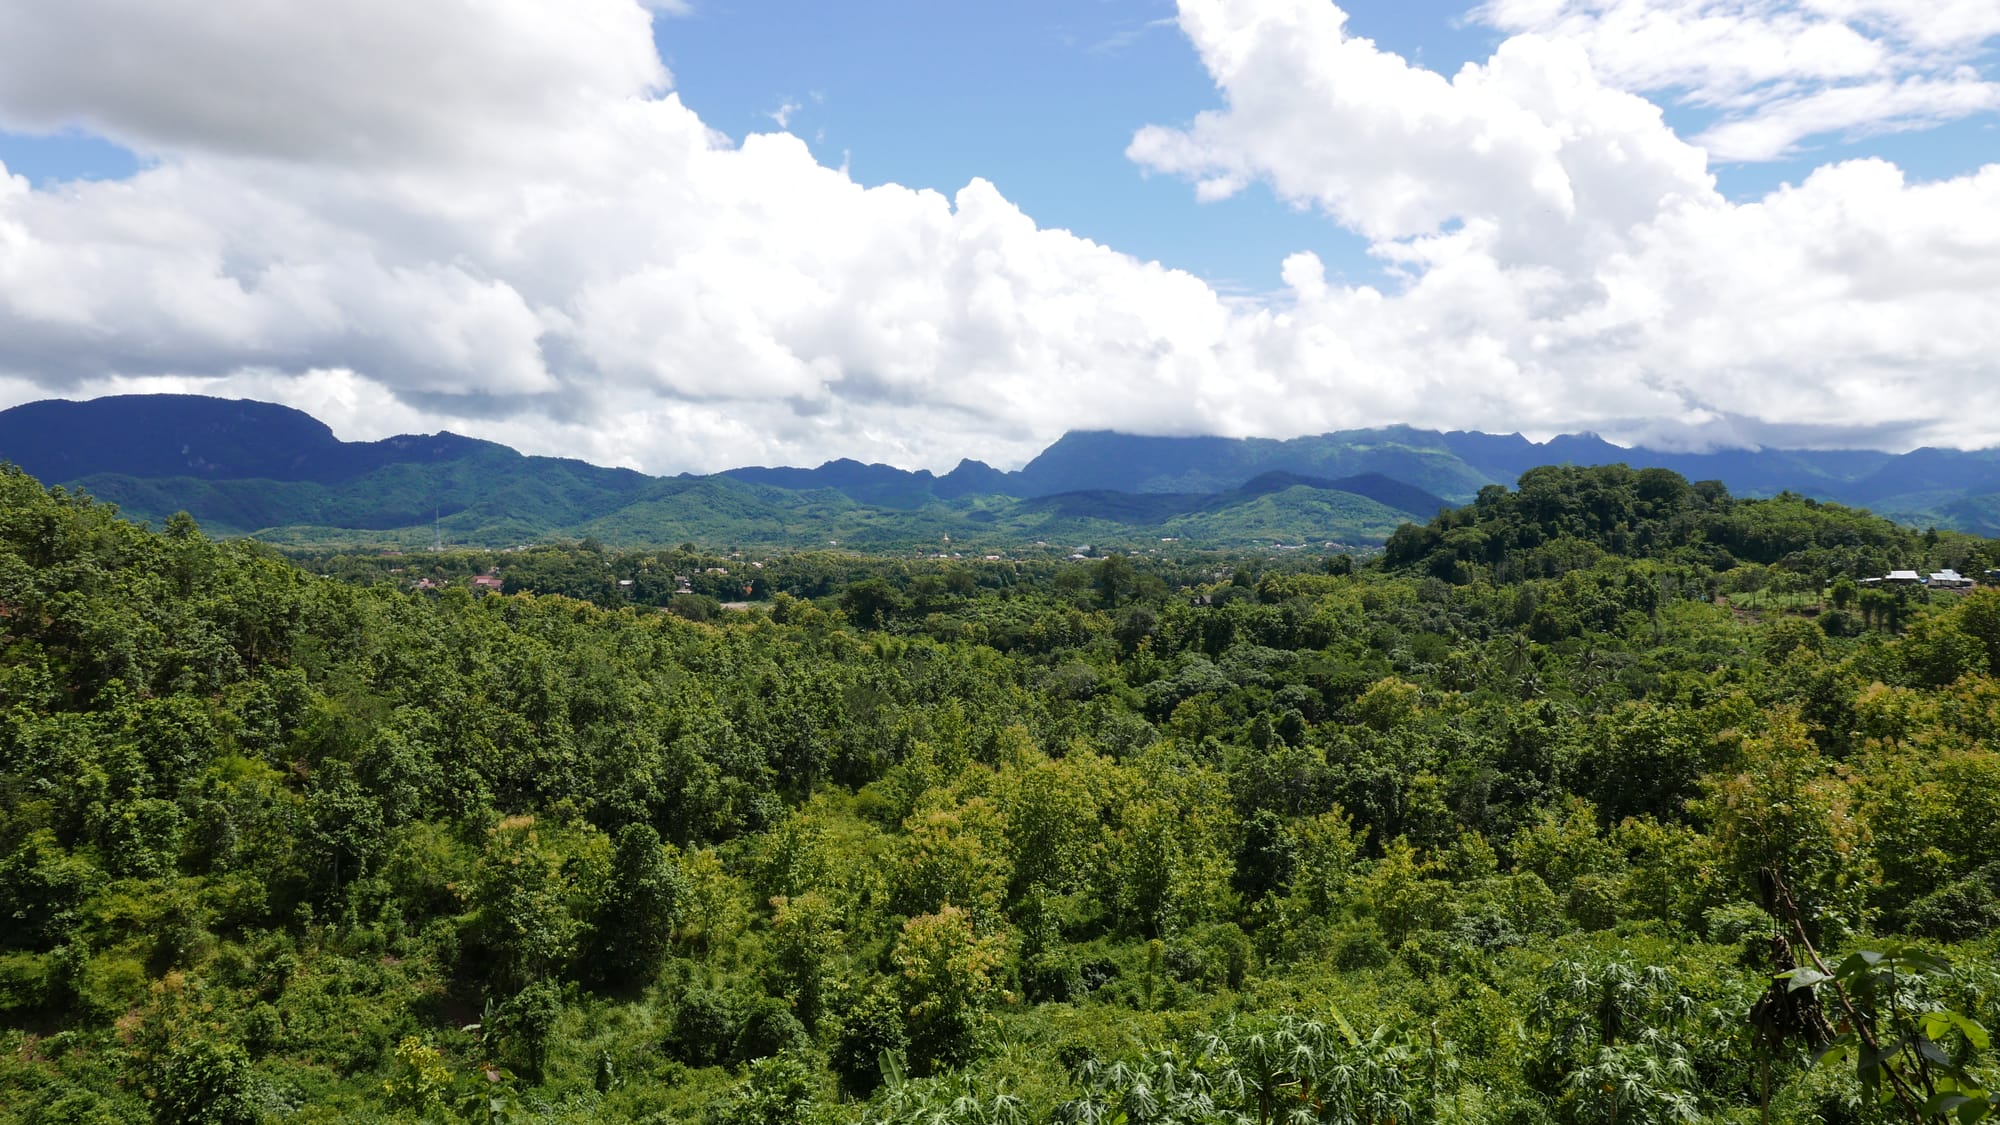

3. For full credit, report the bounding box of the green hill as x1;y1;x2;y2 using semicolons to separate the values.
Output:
13;394;2000;550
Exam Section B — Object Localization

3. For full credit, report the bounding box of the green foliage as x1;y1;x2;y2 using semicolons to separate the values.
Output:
1189;1013;1458;1125
712;1050;832;1125
893;904;1010;1073
1387;463;1966;590
1784;945;2000;1123
590;822;689;990
4;463;2000;1124
0;829;101;951
832;984;910;1096
383;1035;457;1117
463;816;604;989
149;1039;260;1125
489;979;563;1081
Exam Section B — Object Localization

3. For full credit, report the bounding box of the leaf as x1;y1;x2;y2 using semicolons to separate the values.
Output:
1325;999;1361;1049
1950;1013;1992;1051
1900;950;1954;975
1928;1094;1976;1114
1916;1036;1956;1068
879;1048;907;1090
1782;968;1831;991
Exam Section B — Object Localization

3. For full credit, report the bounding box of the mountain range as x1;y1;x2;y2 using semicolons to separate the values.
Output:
4;394;2000;549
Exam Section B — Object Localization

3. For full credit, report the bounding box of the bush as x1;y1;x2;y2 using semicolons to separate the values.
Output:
492;980;563;1081
1703;902;1772;946
1903;864;2000;942
0;831;100;952
1332;925;1392;971
733;996;808;1064
709;1049;825;1125
1163;923;1250;991
670;987;738;1067
0;951;46;1015
26;1088;130;1125
1700;901;1778;967
239;1002;283;1059
1021;949;1081;1003
830;985;907;1097
1566;874;1626;931
1449;903;1523;952
151;1040;260;1125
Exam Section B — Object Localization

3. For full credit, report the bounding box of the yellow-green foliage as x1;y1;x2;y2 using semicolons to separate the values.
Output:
5;464;2000;1123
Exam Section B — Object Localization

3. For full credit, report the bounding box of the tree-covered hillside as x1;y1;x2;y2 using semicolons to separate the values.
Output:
5;464;2000;1123
17;395;2000;549
1386;464;1989;581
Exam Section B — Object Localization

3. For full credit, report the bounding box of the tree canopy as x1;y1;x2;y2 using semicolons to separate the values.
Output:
3;463;2000;1123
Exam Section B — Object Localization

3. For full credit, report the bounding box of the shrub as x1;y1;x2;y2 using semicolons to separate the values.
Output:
150;1040;260;1125
669;987;738;1067
831;985;908;1097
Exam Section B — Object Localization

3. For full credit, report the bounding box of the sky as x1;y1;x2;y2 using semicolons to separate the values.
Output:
0;0;1996;474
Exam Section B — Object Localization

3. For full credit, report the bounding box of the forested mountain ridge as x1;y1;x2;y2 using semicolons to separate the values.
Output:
0;394;623;487
0;398;1435;548
6;463;2000;1122
1013;429;2000;534
11;395;2000;547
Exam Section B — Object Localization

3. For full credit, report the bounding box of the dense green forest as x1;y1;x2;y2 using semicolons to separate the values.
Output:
80;469;1420;554
5;462;2000;1123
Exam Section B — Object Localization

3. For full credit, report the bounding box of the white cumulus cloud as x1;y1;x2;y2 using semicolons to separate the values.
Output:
1475;0;2000;160
1131;0;2000;450
0;0;1997;475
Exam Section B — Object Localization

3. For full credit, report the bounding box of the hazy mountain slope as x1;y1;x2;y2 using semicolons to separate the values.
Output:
719;459;954;509
0;393;551;485
9;393;2000;547
1012;427;1496;501
0;394;343;482
66;445;653;537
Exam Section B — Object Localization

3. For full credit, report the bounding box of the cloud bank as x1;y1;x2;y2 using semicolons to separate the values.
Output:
0;0;1997;472
1474;0;2000;160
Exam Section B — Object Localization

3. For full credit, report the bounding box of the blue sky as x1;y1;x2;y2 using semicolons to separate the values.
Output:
654;0;1505;290
1;0;1998;470
9;0;1988;294
656;0;1999;290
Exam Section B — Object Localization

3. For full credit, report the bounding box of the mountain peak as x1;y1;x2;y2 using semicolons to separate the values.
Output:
9;394;2000;542
0;394;339;483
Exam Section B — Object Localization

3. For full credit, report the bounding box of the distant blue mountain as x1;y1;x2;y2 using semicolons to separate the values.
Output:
721;457;1010;508
0;393;545;485
1016;471;1448;525
730;427;2000;533
1010;427;1494;500
1436;430;1901;498
4;393;2000;542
